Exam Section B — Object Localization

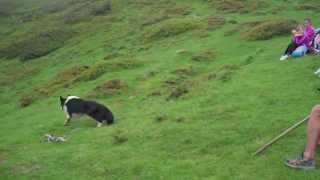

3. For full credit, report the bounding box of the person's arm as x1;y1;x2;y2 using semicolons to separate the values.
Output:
295;33;308;45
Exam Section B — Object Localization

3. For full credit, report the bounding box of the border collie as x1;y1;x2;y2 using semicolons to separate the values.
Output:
60;96;114;127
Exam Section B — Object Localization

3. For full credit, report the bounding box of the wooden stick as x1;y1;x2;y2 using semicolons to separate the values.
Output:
253;116;310;156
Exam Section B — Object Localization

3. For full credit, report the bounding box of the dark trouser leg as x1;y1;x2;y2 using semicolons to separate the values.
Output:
284;41;299;55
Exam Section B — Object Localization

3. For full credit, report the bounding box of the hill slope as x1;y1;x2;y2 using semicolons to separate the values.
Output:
1;0;320;179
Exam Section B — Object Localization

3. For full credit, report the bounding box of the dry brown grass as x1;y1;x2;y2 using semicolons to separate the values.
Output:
0;66;39;87
192;50;215;62
88;79;128;98
0;28;74;60
142;17;203;42
295;4;320;12
207;16;226;30
211;0;247;13
19;65;88;107
207;64;240;82
241;19;297;40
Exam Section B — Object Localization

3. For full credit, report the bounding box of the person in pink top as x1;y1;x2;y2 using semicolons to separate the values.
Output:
280;24;305;60
303;18;316;48
280;18;315;61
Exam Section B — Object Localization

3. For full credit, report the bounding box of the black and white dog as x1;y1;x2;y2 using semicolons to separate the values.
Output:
60;96;114;127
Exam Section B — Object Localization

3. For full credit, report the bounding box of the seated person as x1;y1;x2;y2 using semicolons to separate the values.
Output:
280;25;305;60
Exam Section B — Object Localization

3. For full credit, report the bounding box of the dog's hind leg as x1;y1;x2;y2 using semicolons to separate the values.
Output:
64;118;71;126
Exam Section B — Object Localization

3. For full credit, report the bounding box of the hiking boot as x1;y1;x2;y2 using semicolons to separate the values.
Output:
284;154;316;170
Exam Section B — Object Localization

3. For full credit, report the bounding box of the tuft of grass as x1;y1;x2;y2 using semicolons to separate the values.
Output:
163;6;191;17
192;50;215;62
88;79;128;97
171;67;195;77
77;58;141;82
207;16;226;30
167;85;189;100
163;67;196;100
19;95;34;108
211;0;246;13
155;115;168;123
142;17;203;42
76;62;108;82
112;130;128;145
207;64;240;82
241;19;297;41
90;1;112;16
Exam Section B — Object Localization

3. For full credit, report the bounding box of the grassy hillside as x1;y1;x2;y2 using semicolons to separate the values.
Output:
1;0;320;179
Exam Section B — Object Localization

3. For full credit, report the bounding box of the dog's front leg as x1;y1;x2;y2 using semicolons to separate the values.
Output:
64;118;71;126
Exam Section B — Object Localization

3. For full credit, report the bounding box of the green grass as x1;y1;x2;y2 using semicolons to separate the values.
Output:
1;0;320;179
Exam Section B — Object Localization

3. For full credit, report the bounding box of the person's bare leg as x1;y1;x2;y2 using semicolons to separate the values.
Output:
303;105;320;160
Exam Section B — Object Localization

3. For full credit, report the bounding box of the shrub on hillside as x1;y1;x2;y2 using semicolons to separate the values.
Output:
207;64;240;82
76;62;107;82
63;0;111;24
207;16;226;30
163;6;191;17
211;0;247;13
19;95;35;108
192;50;216;62
163;67;196;100
88;79;128;97
167;85;189;100
40;1;72;14
295;4;320;12
91;1;112;16
241;19;297;41
63;3;92;24
77;58;141;82
0;28;74;60
142;18;203;42
0;1;15;16
142;5;190;27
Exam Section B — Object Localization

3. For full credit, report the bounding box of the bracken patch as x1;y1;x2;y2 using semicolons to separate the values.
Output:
192;50;215;62
295;4;320;12
142;17;203;42
241;19;297;40
0;28;74;60
77;58;141;82
88;79;128;98
19;65;88;107
207;64;240;82
207;16;226;30
211;0;247;13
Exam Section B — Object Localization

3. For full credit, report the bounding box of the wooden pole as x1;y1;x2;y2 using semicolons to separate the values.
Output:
253;116;310;156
